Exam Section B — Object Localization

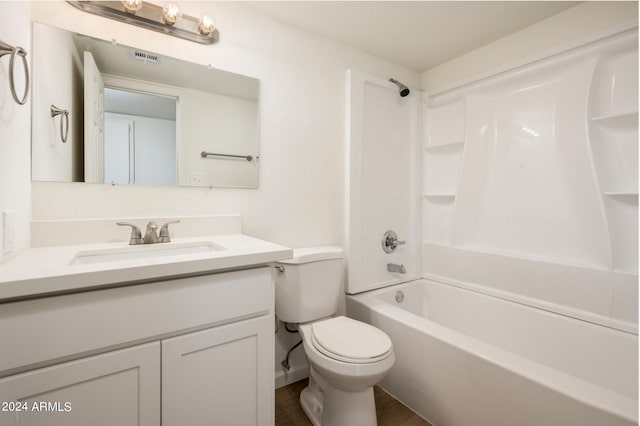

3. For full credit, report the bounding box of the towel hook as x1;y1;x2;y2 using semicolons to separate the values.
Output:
0;40;29;105
50;105;70;143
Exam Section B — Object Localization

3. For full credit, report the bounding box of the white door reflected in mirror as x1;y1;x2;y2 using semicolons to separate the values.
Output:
103;88;177;185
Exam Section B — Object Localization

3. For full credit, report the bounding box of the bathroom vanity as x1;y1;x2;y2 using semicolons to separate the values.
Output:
0;229;291;426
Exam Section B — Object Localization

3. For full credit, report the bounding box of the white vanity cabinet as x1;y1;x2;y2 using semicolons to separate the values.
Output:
0;342;161;426
0;266;275;426
162;316;273;426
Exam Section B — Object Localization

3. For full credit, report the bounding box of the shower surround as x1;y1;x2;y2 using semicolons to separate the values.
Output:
421;27;638;331
347;22;637;426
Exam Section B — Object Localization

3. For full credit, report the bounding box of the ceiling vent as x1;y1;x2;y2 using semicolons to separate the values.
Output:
131;49;161;64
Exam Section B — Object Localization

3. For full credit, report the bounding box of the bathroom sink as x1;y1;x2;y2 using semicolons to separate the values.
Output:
69;241;224;265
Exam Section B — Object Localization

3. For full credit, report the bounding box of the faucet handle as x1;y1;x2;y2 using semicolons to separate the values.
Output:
117;222;143;245
159;219;180;242
382;230;405;253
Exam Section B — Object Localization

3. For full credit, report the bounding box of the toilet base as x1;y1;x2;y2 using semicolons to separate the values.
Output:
300;369;378;426
300;373;324;426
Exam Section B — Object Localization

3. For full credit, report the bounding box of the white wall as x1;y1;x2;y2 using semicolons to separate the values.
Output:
179;88;258;188
28;1;420;386
30;1;419;247
0;2;31;257
422;2;638;93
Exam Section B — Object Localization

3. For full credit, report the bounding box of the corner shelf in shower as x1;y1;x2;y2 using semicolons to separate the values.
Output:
587;47;639;274
588;108;638;202
604;192;638;199
423;193;456;198
423;141;465;197
590;111;638;128
424;140;465;151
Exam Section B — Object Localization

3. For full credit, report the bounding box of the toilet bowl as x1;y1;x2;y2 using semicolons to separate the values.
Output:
298;316;395;426
275;247;395;426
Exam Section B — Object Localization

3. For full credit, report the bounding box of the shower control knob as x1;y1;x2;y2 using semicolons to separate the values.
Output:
382;230;405;253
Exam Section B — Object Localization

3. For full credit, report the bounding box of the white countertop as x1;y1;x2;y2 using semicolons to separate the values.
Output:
0;234;292;302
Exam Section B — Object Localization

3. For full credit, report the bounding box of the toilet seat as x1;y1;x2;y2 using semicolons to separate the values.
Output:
310;316;392;364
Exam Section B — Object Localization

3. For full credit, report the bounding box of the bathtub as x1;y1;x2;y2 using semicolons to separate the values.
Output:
347;279;638;426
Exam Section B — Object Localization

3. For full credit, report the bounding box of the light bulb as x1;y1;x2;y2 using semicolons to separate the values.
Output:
121;0;142;13
198;14;214;35
162;3;181;25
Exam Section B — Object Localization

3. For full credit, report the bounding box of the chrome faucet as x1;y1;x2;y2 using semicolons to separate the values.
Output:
387;263;406;274
143;221;160;244
382;230;406;253
117;220;181;245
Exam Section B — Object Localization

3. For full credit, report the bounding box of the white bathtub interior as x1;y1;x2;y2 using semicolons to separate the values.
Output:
373;280;637;400
349;279;638;426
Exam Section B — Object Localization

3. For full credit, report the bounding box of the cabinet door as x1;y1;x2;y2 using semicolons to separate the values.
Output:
0;342;160;426
162;315;274;426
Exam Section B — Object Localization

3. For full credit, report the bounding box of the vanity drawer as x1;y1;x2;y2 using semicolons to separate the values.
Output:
0;267;273;377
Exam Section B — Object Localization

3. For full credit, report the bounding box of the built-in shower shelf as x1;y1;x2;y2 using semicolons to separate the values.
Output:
424;141;465;151
604;192;638;203
591;111;638;128
423;141;464;196
423;193;456;198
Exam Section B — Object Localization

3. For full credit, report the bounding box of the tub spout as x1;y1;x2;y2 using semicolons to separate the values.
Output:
387;263;406;274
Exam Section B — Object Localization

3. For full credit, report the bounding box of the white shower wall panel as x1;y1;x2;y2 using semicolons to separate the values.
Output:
422;28;638;329
452;59;609;268
347;71;421;294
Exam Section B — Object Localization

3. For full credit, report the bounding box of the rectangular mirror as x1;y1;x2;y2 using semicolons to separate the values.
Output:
31;23;260;188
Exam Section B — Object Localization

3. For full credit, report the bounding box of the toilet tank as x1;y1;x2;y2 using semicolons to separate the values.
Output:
275;246;344;324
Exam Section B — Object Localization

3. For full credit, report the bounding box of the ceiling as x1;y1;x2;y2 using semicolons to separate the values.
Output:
246;1;580;72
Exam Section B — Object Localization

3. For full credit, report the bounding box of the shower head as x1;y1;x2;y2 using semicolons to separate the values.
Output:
389;78;410;97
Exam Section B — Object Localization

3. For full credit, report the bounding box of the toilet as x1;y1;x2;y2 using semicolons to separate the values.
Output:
275;247;395;426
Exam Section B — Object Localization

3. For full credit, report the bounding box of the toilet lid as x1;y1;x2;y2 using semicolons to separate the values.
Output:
310;316;392;363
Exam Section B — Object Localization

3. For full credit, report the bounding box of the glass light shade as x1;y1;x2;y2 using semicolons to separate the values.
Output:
162;3;181;25
121;0;142;13
198;14;215;35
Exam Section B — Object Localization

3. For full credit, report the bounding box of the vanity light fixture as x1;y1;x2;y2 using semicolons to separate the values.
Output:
198;14;214;36
121;0;142;13
67;1;219;45
162;3;181;25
